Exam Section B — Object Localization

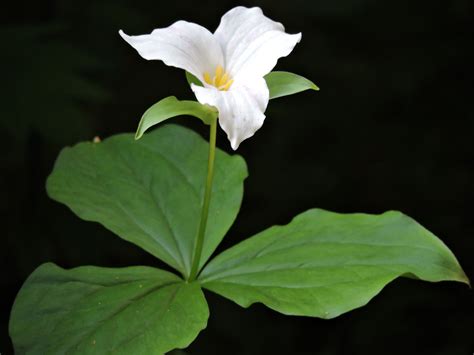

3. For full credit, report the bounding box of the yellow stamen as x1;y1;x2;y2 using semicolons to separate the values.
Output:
203;65;233;91
203;72;212;85
214;65;224;87
221;79;234;91
218;72;229;87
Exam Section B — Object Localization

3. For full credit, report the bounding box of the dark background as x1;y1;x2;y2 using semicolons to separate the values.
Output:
1;0;473;354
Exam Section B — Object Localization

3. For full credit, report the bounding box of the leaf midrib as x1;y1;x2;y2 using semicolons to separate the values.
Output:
200;259;459;283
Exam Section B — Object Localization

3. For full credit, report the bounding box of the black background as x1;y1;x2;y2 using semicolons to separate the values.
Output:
1;0;473;354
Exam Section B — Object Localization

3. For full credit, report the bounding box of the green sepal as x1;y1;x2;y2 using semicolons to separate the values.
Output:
135;96;217;140
264;71;319;99
185;71;203;87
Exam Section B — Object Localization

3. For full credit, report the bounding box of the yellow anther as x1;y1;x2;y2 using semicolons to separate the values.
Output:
203;65;233;91
214;65;224;86
218;73;229;87
203;72;212;85
221;79;233;91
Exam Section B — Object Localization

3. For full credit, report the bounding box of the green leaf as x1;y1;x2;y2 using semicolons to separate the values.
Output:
185;71;203;87
9;263;208;354
200;209;468;318
264;71;319;99
135;96;217;139
47;124;247;277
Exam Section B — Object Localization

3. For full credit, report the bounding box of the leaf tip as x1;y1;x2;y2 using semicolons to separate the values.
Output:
458;268;471;288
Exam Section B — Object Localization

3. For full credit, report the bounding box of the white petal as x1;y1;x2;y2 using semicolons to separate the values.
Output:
192;77;269;150
214;6;301;79
119;21;223;81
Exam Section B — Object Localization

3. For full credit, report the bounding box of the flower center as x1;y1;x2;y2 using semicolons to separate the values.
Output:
203;65;233;91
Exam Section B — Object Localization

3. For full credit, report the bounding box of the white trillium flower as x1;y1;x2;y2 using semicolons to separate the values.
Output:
119;6;301;149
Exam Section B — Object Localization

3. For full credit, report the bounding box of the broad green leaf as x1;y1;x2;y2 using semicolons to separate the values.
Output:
185;71;202;87
9;263;208;354
264;71;319;99
47;124;247;277
200;209;468;318
135;96;217;139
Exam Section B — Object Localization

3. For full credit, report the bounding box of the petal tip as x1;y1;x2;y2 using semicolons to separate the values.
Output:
296;32;303;43
230;139;240;150
118;29;131;42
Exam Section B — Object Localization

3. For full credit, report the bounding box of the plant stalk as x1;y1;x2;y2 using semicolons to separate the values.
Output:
188;118;217;281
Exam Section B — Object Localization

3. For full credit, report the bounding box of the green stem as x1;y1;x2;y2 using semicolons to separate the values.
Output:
188;118;217;281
